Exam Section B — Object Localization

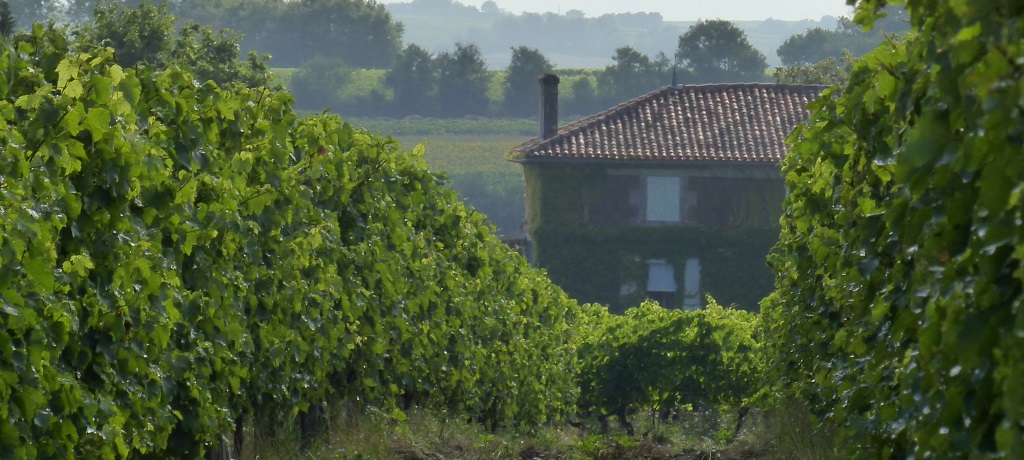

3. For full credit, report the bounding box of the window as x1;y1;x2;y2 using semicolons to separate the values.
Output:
646;260;677;307
646;176;681;222
644;259;701;309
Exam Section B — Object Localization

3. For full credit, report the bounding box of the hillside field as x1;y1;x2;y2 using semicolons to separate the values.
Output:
345;118;537;238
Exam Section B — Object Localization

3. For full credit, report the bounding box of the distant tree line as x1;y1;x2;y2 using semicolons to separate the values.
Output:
4;0;404;69
331;18;776;118
1;0;908;118
773;7;908;86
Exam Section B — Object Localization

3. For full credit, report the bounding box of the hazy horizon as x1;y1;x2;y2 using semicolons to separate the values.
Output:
380;0;856;21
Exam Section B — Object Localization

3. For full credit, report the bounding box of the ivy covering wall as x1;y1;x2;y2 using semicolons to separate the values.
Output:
523;162;783;312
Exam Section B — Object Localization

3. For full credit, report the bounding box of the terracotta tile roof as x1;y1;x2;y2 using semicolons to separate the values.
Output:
508;83;826;163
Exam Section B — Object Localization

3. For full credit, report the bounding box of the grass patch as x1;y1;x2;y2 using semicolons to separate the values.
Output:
270;67;297;87
342;69;391;100
243;402;839;459
389;133;526;237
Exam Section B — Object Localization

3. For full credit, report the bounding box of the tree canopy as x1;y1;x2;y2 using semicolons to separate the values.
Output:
385;43;438;116
76;1;271;88
502;46;553;118
436;42;490;117
675;19;768;83
243;0;404;69
0;0;15;38
776;27;878;66
598;46;665;103
773;51;854;86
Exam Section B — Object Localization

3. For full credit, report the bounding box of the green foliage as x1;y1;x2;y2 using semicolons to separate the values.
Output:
352;130;529;237
503;46;553;117
765;0;1024;456
565;74;602;115
597;46;668;103
82;0;175;68
436;42;491;117
576;299;763;418
0;23;581;457
167;22;272;89
773;51;855;86
78;1;272;89
676;19;769;83
353;118;537;137
289;56;350;111
386;44;437;115
181;0;404;69
0;0;15;38
4;0;54;27
776;27;878;66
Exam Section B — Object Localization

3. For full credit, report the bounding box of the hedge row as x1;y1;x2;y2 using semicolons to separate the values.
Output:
0;24;578;458
764;0;1024;456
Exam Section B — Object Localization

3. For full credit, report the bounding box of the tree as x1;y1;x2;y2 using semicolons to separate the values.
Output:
385;44;437;115
502;46;553;117
244;0;404;69
773;51;855;86
5;0;54;27
480;0;500;15
598;46;663;103
436;42;490;117
290;56;350;111
777;25;883;66
80;0;175;68
0;0;15;38
169;22;273;88
565;76;600;116
79;2;271;88
675;19;768;83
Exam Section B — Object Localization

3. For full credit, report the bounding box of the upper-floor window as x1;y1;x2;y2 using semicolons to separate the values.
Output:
646;175;687;223
646;176;680;222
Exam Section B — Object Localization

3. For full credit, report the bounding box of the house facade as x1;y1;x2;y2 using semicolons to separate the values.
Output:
507;76;824;312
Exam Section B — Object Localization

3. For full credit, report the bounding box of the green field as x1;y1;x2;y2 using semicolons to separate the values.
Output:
410;134;526;238
347;118;533;238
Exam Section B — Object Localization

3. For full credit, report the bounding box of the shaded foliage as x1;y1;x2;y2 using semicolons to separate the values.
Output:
0;0;15;38
577;299;762;427
4;0;54;26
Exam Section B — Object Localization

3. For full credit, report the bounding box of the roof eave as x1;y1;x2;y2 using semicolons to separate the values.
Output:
508;156;784;168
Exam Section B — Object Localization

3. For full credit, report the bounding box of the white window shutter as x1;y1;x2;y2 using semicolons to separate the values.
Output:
646;176;681;222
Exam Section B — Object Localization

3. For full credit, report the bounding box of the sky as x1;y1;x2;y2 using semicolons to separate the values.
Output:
381;0;857;21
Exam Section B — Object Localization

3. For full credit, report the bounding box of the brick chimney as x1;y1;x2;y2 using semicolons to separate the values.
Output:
539;74;559;140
